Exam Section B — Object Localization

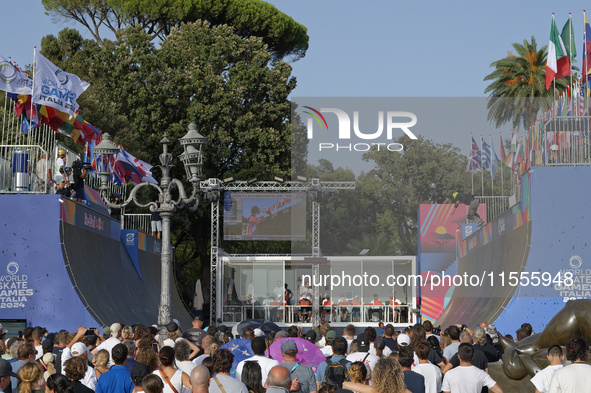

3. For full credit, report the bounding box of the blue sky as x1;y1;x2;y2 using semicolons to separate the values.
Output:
2;1;589;154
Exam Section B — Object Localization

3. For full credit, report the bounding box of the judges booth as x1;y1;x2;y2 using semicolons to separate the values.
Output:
218;255;418;326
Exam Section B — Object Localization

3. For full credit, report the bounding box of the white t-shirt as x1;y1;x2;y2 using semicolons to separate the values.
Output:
530;364;562;393
94;337;121;367
55;157;65;177
441;365;497;393
548;363;591;393
413;362;442;393
153;369;191;393
346;352;380;380
236;355;279;386
175;359;197;376
321;345;334;357
368;343;392;357
426;333;442;344
192;354;210;366
35;345;43;360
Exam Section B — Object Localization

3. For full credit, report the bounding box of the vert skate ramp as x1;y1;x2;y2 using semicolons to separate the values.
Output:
0;194;192;331
435;167;591;334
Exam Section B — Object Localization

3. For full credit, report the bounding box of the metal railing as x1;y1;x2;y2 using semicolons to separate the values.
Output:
124;214;151;234
474;196;510;222
221;304;413;325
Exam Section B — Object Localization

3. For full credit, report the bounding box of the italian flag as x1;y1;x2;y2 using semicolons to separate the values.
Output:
546;14;571;90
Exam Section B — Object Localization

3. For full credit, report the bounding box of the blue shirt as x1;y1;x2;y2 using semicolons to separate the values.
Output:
315;355;351;383
95;365;134;393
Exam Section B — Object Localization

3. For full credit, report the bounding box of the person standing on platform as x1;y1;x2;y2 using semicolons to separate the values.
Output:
151;200;162;239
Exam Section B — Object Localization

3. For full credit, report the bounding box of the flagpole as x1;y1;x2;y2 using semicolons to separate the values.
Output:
490;135;495;197
28;47;37;146
480;135;484;195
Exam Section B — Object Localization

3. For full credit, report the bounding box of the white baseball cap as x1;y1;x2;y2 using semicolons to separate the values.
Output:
71;342;88;357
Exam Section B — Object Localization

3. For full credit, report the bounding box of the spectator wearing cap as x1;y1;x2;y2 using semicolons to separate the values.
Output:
183;318;206;346
95;343;134;393
93;323;123;367
0;359;16;393
366;327;392;358
279;339;316;393
131;363;151;393
397;333;411;347
346;333;379;382
253;328;265;338
41;339;54;357
304;330;317;345
320;330;337;357
41;353;56;381
236;337;279;386
61;326;99;386
315;337;350;389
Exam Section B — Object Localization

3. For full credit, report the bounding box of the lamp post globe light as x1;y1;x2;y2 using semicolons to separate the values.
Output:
94;123;207;333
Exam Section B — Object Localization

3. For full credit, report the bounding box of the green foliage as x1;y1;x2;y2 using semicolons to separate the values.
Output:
358;136;471;255
38;21;301;303
42;0;309;61
484;37;570;129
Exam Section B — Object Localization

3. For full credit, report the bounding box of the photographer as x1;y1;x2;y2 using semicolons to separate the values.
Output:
72;160;89;203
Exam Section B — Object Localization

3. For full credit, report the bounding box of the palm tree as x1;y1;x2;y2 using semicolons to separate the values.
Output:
484;36;571;129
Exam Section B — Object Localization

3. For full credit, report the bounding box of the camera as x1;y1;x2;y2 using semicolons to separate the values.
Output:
432;326;441;335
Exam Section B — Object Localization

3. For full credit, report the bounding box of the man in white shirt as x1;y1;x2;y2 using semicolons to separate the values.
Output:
92;323;122;366
236;337;279;386
345;333;379;382
442;343;503;393
413;341;442;393
548;336;591;392
530;345;563;393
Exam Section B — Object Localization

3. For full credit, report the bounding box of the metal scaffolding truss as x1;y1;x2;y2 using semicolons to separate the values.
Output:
206;178;355;324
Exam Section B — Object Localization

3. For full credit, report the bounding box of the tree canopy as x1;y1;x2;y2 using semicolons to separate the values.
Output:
483;36;570;129
42;0;309;60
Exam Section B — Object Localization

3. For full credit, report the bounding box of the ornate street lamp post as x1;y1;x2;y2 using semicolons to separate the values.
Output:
94;124;207;332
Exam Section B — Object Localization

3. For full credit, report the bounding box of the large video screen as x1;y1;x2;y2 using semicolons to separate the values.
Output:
223;193;307;240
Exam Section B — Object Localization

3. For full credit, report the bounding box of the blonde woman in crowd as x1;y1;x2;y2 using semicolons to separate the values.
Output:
17;361;46;393
92;349;110;379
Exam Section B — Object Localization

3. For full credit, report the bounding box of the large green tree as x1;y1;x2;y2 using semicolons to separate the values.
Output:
484;36;571;129
39;21;303;304
42;0;308;60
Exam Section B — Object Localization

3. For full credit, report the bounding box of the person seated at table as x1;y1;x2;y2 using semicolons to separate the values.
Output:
351;296;362;322
297;295;312;322
368;294;383;321
321;294;332;322
338;295;350;322
390;293;401;323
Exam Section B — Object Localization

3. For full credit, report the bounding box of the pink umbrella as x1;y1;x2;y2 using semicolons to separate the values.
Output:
267;337;326;373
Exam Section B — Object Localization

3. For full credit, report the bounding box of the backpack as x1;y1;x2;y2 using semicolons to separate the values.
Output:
322;358;349;389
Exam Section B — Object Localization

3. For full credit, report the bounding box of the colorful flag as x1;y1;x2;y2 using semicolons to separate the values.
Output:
499;133;506;161
583;12;591;84
504;129;517;168
481;136;491;170
8;93;39;132
38;105;101;146
32;49;89;117
467;134;481;171
560;14;576;61
490;135;499;178
113;149;157;185
546;14;571;90
0;55;33;95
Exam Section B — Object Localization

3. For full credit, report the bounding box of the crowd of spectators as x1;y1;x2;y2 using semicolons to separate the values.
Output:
0;317;584;393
